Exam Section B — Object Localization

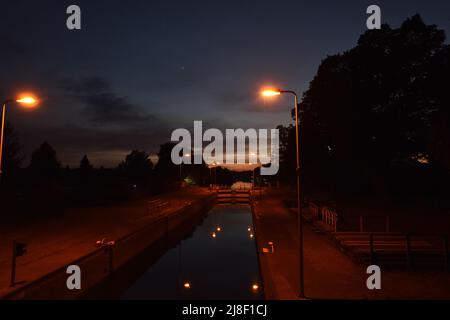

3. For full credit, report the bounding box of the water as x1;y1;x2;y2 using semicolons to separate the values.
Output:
121;205;263;300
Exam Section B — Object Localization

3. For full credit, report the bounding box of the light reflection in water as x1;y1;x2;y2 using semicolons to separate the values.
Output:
121;205;263;300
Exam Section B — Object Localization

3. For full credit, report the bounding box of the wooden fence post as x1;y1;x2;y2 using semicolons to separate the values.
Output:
444;235;449;272
108;245;114;274
10;241;16;287
334;214;338;233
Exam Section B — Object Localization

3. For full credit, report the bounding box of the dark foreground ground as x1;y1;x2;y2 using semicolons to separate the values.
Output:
0;187;210;297
253;187;450;299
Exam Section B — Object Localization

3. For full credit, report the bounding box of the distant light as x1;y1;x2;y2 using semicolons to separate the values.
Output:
252;283;259;291
412;153;430;165
247;227;251;232
183;282;191;289
261;89;281;97
249;233;254;239
211;232;217;238
216;227;222;232
184;153;190;157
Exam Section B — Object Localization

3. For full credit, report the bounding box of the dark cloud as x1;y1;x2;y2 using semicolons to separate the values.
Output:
63;76;111;94
0;34;31;57
64;77;157;126
83;92;156;125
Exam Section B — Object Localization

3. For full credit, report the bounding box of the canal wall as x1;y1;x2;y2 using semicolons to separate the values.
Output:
2;193;216;300
250;194;270;300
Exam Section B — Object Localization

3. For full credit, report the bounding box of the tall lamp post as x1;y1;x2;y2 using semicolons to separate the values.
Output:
210;161;218;190
0;96;38;183
261;89;304;298
179;153;190;183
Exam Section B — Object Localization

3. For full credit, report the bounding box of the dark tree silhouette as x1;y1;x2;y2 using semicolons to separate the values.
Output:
154;142;178;181
276;124;297;185
80;154;93;172
27;142;62;215
298;15;450;197
29;141;61;178
119;150;153;179
1;122;23;182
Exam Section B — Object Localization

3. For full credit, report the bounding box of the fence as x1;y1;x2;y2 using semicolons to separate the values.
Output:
308;202;338;232
334;232;449;270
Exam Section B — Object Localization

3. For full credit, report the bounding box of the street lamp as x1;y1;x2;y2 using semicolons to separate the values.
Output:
0;95;38;182
179;153;190;182
261;88;304;298
209;161;218;190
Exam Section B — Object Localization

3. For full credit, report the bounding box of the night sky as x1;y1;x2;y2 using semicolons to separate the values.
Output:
1;0;449;167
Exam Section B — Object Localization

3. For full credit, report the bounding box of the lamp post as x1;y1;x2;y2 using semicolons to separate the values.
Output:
261;89;304;298
0;96;38;183
179;153;190;183
209;161;217;191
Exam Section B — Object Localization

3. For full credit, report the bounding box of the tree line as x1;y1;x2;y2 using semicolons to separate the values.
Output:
277;15;450;201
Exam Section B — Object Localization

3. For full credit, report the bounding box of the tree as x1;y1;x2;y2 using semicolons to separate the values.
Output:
298;15;449;196
27;142;62;215
119;150;153;179
154;142;178;181
276;124;296;185
1;122;23;182
80;154;93;172
29;141;61;178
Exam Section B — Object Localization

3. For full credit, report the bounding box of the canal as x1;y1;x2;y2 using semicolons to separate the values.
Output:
120;205;263;300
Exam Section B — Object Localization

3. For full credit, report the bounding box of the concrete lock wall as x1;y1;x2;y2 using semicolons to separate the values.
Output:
3;194;216;300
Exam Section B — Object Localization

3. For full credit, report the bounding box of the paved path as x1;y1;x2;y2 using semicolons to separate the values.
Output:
253;188;450;299
0;187;211;297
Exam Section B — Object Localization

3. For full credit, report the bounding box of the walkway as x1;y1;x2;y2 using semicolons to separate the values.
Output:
253;188;450;299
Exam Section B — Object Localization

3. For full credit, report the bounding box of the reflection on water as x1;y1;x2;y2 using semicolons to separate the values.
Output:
121;205;263;300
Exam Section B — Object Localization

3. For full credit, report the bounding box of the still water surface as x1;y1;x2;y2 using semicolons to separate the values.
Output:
121;205;263;299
